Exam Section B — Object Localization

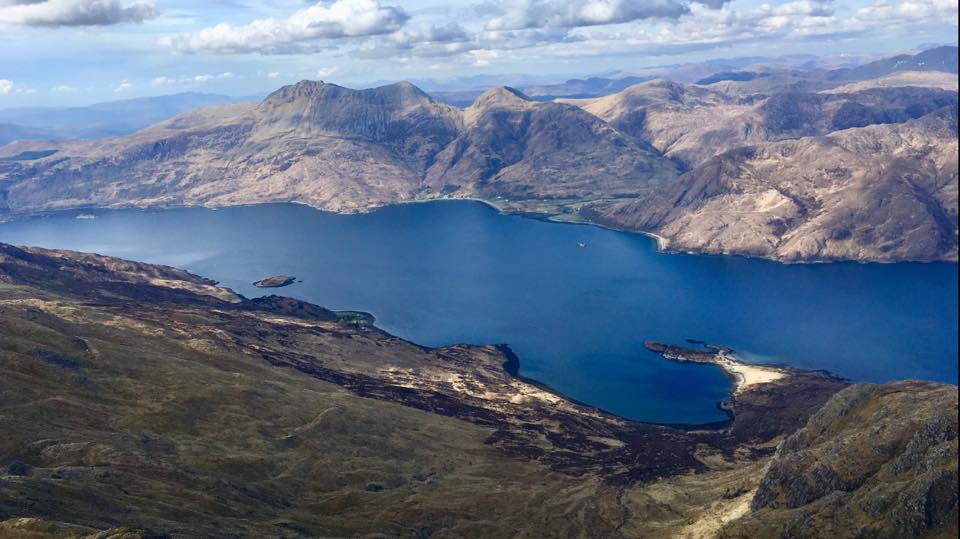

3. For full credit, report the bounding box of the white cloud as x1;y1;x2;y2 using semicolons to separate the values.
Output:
390;22;469;47
857;0;958;24
162;0;408;55
354;24;578;61
0;0;155;27
484;0;690;30
50;84;78;92
523;0;957;59
151;72;234;86
470;49;500;66
266;71;281;79
0;79;37;95
316;67;337;77
113;80;133;92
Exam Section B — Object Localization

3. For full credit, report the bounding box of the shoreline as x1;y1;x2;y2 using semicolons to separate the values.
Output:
1;199;955;265
643;341;830;398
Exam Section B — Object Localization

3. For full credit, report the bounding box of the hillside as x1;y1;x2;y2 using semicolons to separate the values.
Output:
564;80;957;170
722;381;958;538
559;48;959;262
827;45;960;81
0;243;955;537
582;105;959;262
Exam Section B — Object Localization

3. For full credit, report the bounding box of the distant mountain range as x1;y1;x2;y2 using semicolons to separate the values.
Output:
0;46;957;263
0;92;251;145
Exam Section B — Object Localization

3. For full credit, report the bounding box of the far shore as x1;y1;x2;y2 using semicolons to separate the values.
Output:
1;198;953;265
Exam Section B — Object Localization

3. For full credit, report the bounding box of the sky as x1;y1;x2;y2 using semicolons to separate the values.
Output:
0;0;957;107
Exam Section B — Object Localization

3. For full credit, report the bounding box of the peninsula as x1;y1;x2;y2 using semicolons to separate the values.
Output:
644;341;790;396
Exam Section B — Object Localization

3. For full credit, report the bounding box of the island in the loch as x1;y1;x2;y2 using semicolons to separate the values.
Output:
253;274;297;288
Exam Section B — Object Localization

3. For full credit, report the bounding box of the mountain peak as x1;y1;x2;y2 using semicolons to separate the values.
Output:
262;80;436;109
263;80;340;103
373;80;434;104
471;86;532;108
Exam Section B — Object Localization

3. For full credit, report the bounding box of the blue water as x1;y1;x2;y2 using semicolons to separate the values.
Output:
1;201;956;424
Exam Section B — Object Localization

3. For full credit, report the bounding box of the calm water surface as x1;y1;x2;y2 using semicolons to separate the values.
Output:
1;202;956;424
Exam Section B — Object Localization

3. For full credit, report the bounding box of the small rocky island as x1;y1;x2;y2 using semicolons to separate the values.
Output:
253;274;296;288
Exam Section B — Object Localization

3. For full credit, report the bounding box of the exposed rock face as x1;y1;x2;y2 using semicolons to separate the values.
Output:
252;80;462;176
582;105;959;262
425;87;674;199
722;381;958;539
567;80;957;170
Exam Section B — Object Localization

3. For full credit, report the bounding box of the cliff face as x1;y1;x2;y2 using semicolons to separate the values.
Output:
722;381;958;539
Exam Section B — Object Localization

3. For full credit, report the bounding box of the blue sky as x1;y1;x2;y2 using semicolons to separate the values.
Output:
0;0;957;106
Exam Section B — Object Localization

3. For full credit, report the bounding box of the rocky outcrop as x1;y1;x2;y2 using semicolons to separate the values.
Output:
722;381;958;539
